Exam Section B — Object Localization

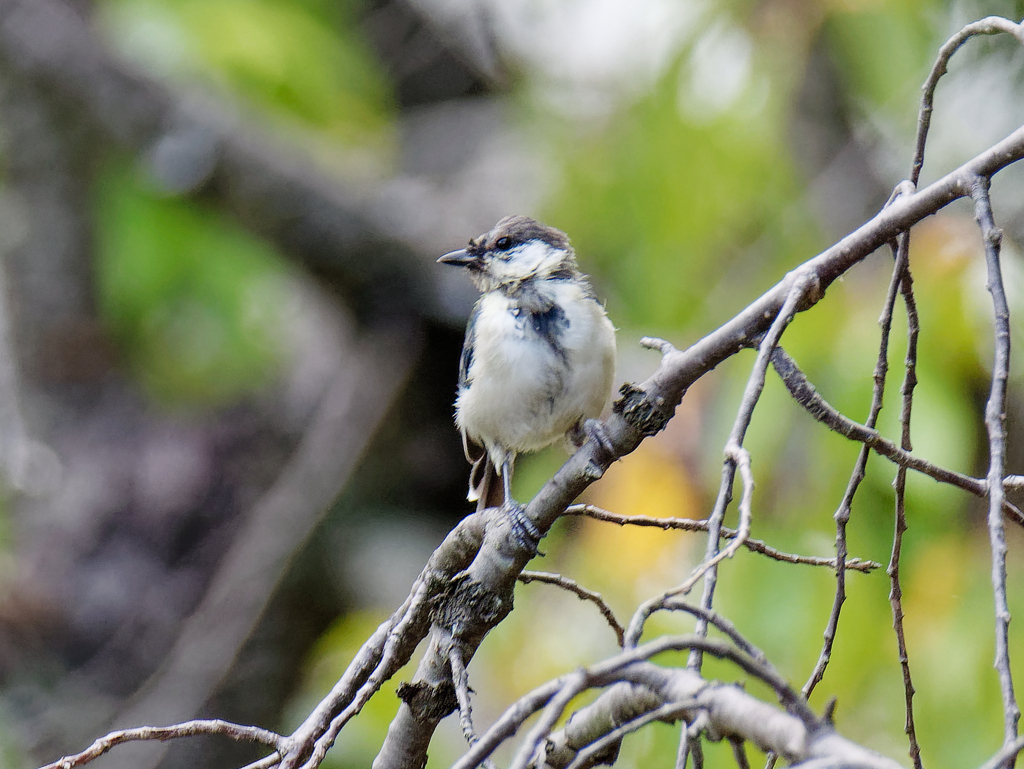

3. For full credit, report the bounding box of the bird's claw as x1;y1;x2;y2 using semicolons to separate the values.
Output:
502;499;542;555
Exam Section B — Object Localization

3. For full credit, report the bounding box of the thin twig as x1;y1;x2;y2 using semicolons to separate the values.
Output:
293;574;439;769
979;736;1024;769
658;601;767;664
911;17;1024;186
729;737;751;769
639;600;810;721
675;717;692;769
510;669;592;769
802;185;914;697
770;349;1024;527
691;729;706;769
282;512;486;769
239;754;283;769
519;570;625;647
449;645;478;746
449;644;500;769
35;720;284;769
971;174;1021;754
565;505;880;573
687;275;815;669
888;231;924;769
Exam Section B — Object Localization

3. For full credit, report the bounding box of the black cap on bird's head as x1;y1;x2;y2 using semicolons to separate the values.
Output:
438;216;579;293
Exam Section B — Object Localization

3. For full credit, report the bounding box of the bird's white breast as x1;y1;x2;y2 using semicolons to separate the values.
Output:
456;280;616;466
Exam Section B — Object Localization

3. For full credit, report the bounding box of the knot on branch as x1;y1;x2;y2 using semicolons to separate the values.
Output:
613;382;674;438
396;680;458;722
435;572;512;640
791;270;824;312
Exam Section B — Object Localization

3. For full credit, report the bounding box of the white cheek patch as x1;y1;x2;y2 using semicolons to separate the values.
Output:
490;241;561;281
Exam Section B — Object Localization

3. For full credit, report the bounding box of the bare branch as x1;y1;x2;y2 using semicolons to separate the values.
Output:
449;643;498;769
912;17;1024;185
565;505;880;573
453;635;823;769
802;215;911;696
769;348;1024;527
675;718;692;769
518;571;625;648
562;700;699;769
729;737;751;769
979;736;1024;769
15;8;1024;769
239;755;283;769
970;174;1021;753
685;275;814;670
280;513;487;769
887;231;924;769
36;720;283;769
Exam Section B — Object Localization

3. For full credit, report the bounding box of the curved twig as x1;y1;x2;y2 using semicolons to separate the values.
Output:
37;720;284;769
802;204;912;697
769;348;1024;527
687;274;816;669
912;17;1024;186
518;570;625;648
565;504;880;573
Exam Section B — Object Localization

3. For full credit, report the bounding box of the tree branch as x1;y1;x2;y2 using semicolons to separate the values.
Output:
518;571;625;648
565;504;880;573
971;174;1021;755
802;195;912;698
887;230;924;769
770;347;1024;527
36;720;283;769
365;119;1024;769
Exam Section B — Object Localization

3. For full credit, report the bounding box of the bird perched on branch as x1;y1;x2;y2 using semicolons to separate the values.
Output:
438;216;617;523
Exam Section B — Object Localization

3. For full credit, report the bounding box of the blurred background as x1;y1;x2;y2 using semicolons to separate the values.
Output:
0;0;1023;767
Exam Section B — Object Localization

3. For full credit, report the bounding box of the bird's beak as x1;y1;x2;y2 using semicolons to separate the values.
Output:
437;248;481;268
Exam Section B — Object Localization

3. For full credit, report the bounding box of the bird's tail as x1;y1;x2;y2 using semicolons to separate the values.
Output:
468;455;503;512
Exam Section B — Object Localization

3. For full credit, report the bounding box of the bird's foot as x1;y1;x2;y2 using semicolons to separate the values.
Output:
583;418;617;461
501;498;542;555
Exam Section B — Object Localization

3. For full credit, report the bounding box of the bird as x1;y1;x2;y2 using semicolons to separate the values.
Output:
438;215;617;522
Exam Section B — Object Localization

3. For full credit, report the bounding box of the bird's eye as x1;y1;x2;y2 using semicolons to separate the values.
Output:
495;236;512;250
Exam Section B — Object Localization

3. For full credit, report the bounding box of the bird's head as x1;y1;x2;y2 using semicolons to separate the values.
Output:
438;216;580;294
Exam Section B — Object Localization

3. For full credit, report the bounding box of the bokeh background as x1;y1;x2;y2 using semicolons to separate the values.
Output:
0;0;1023;767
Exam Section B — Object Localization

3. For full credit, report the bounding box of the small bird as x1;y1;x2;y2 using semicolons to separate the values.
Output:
438;215;617;518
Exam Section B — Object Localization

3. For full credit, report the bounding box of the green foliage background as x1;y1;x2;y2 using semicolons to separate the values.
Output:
74;0;1024;767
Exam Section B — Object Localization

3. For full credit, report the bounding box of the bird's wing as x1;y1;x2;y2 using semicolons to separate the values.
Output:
456;300;504;510
457;301;486;470
457;301;480;394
